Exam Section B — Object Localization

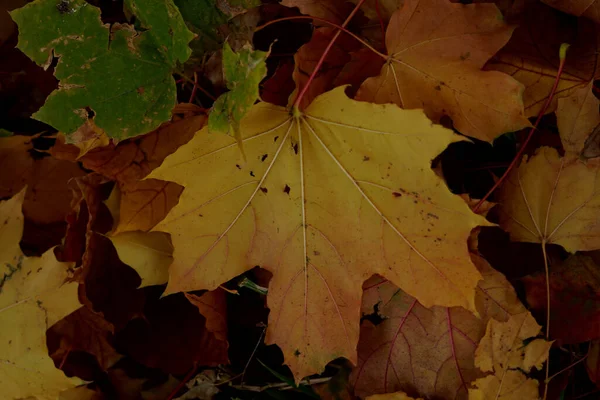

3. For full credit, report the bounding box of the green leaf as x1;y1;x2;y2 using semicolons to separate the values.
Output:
10;0;194;141
0;129;13;137
208;42;269;144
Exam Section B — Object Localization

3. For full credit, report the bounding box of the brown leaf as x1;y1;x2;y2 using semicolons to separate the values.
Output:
587;339;600;387
292;27;361;109
357;0;529;141
522;254;600;344
261;60;296;107
48;306;122;371
0;135;34;198
334;48;385;97
486;2;600;117
282;0;358;24
116;179;184;233
352;255;526;399
185;289;228;342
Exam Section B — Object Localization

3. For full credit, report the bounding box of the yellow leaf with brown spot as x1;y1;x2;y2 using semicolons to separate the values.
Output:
148;87;489;380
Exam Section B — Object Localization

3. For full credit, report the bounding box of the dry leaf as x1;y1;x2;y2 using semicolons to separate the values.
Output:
469;312;551;400
486;2;600;117
556;81;600;159
352;255;526;399
366;392;422;400
282;0;358;24
0;190;82;400
497;146;600;252
48;306;122;371
185;289;228;342
587;339;600;387
357;0;529;141
522;254;600;344
148;86;489;379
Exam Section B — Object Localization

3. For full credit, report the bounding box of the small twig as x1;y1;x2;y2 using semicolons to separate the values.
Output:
166;362;198;400
546;353;588;383
473;43;570;213
231;376;332;392
188;72;199;103
240;324;267;384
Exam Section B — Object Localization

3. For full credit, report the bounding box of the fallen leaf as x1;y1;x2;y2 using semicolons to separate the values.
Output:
333;48;385;97
469;312;551;400
542;0;600;24
486;2;600;117
496;146;600;252
522;254;600;344
48;306;122;371
356;0;529;141
0;135;34;198
292;27;360;110
556;82;600;160
58;386;103;400
0;190;82;400
261;60;296;107
148;86;488;379
185;289;228;342
282;0;358;24
11;0;195;140
110;231;173;288
352;255;527;399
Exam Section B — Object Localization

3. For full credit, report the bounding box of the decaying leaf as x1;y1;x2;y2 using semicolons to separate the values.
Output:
148;86;489;379
366;392;423;400
522;254;600;344
556;82;600;160
486;2;600;117
497;146;600;252
209;42;270;146
0;190;82;400
11;0;194;140
352;255;527;400
469;312;551;400
282;0;358;24
587;339;600;387
357;0;529;141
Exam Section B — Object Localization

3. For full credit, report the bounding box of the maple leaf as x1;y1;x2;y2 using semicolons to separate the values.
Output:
486;2;600;117
0;189;82;400
11;0;194;141
186;288;228;342
469;312;552;400
148;86;489;379
542;0;600;24
556;82;600;160
352;255;527;400
522;254;600;344
356;0;530;142
496;147;600;252
282;0;358;24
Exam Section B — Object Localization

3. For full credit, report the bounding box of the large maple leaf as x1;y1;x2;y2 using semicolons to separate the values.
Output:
148;87;488;379
356;0;530;142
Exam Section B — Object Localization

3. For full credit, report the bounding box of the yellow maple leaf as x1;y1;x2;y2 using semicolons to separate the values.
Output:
0;189;81;400
469;312;552;400
497;147;600;252
367;392;423;400
148;86;489;380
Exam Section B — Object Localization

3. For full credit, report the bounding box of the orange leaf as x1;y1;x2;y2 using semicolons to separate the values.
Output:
356;0;530;141
186;288;228;342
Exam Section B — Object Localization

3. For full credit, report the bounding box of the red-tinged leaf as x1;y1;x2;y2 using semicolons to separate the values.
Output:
48;306;122;371
292;27;361;109
522;254;600;344
333;48;385;97
186;288;228;342
587;339;600;387
261;60;296;107
282;0;359;24
352;255;527;399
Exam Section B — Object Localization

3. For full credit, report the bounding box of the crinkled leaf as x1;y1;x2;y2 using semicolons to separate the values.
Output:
11;0;194;141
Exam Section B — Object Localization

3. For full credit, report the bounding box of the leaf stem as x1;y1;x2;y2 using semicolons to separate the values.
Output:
166;362;198;400
256;15;387;61
374;0;386;50
473;44;570;213
293;0;367;109
542;240;551;400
